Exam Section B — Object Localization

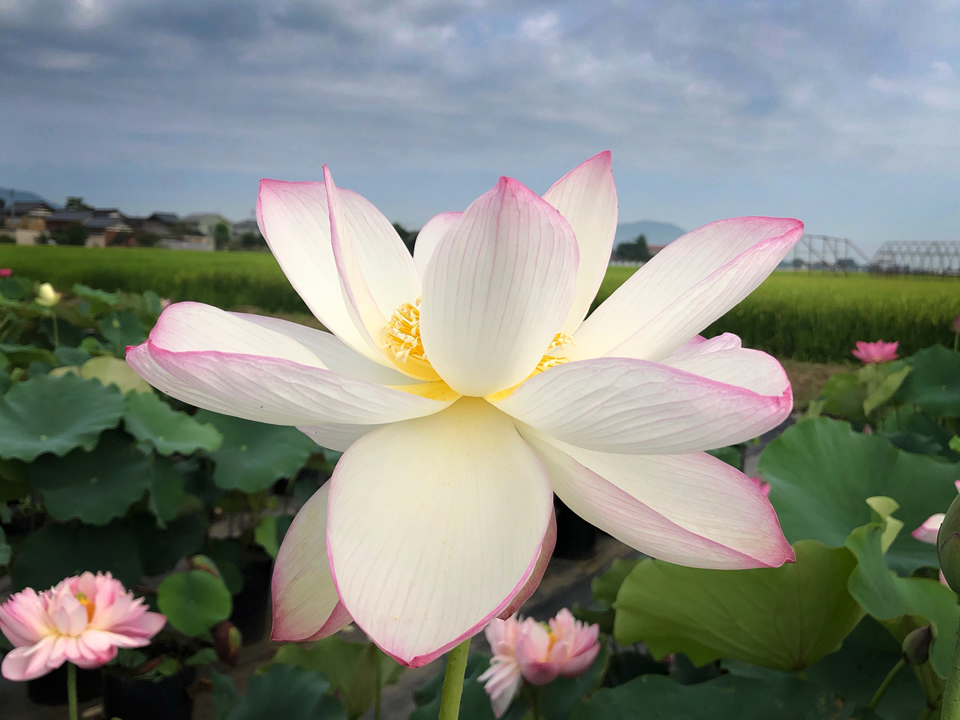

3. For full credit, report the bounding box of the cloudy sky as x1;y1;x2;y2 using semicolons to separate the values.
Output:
1;0;958;252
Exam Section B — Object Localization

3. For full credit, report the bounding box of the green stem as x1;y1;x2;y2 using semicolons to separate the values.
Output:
869;658;906;710
374;645;382;720
438;639;471;720
67;662;78;720
531;686;542;720
942;614;960;720
52;315;59;350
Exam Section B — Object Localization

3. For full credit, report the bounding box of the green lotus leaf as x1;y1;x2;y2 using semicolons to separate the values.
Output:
0;373;125;461
196;411;316;493
157;569;232;637
614;540;862;671
29;430;152;525
571;674;837;720
759;418;960;573
11;521;142;592
124;392;221;456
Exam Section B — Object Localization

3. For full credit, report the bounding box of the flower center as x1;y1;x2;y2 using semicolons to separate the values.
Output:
75;592;95;623
383;299;573;384
383;299;439;381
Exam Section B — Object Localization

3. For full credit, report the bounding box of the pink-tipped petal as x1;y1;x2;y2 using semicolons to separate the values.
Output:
413;211;462;278
572;217;803;362
520;428;795;569
323;166;410;360
257;180;387;361
272;483;351;642
327;399;552;666
420;177;579;396
498;510;557;620
258;177;420;363
495;357;792;455
542;151;618;335
126;304;454;427
913;513;945;545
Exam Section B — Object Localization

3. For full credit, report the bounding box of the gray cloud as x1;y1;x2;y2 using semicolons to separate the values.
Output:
0;0;958;245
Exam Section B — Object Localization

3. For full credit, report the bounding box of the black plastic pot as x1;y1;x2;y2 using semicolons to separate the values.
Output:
102;667;196;720
27;664;102;705
552;497;598;560
230;555;273;645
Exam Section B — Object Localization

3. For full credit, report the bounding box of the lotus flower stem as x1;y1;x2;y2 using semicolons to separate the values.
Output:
66;663;77;720
942;613;960;720
374;645;382;720
868;658;905;710
438;638;471;720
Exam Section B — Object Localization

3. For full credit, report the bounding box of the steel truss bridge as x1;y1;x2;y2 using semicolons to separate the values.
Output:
785;236;960;276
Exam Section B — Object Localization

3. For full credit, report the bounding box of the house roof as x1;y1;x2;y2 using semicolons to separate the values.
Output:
8;201;55;215
148;212;180;224
85;216;130;230
46;210;93;223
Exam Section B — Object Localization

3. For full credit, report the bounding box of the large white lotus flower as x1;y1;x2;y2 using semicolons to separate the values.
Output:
127;152;800;667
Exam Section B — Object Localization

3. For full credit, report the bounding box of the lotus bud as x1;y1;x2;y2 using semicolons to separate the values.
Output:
0;269;11;278
953;314;960;335
937;494;960;593
188;554;223;582
35;282;61;308
212;620;242;666
902;625;934;665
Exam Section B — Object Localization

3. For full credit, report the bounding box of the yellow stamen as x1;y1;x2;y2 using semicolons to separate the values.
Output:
383;299;441;381
534;332;575;374
75;592;95;623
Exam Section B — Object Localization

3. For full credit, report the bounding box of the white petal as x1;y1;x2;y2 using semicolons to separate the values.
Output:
127;303;454;426
413;211;462;278
493;357;791;454
327;398;552;666
272;483;351;642
660;333;789;397
232;313;413;386
572;217;803;361
420;177;579;396
521;429;794;569
257;179;373;358
258;175;421;363
297;422;383;452
542;152;618;335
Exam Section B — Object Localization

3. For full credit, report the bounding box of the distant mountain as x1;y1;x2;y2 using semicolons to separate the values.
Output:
0;188;59;208
615;220;685;248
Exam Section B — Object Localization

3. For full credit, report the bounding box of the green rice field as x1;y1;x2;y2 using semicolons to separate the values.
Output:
5;245;960;363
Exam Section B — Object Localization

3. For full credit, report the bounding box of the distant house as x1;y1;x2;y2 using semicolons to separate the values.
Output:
132;212;183;238
183;212;233;239
84;216;133;248
232;218;259;237
44;210;94;234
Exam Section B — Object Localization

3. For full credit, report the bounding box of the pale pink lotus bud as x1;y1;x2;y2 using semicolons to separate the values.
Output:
0;269;11;278
953;315;960;335
851;340;899;364
0;572;166;681
750;476;771;498
913;513;945;545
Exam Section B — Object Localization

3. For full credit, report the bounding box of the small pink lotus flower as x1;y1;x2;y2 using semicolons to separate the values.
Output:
852;340;899;364
0;268;11;278
750;476;770;498
0;572;166;681
479;610;600;717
